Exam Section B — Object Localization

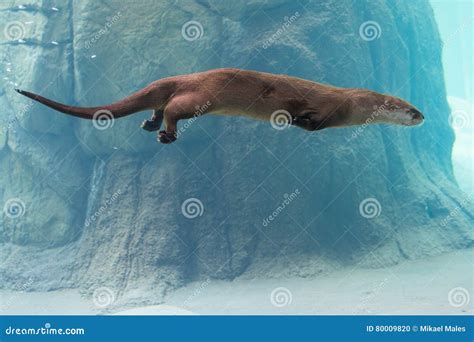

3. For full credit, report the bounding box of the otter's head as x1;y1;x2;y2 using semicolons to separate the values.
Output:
350;90;424;127
378;95;424;126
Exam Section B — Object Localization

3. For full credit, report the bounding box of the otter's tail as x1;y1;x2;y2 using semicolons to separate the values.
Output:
14;87;155;120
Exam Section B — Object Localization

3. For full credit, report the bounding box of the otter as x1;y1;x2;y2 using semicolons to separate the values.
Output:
15;68;424;144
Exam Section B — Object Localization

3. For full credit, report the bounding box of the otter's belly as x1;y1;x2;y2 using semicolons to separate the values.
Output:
212;97;286;121
212;105;274;121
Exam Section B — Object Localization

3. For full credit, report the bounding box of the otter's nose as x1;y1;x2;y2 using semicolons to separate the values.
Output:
410;108;424;122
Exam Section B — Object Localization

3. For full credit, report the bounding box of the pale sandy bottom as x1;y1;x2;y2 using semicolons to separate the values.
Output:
1;248;472;315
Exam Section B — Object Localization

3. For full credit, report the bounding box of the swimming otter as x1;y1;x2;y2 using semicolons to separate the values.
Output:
15;68;424;144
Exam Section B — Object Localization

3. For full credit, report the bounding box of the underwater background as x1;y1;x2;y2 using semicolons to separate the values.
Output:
0;0;472;313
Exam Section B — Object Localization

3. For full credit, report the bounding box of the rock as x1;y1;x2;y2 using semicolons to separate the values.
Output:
1;126;89;247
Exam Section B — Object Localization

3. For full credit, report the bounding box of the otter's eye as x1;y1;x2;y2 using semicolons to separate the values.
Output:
387;103;398;111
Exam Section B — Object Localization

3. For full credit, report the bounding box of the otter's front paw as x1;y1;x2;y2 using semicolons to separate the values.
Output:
158;131;177;144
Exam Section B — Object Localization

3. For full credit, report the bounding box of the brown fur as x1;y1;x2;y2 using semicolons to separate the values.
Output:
15;68;424;144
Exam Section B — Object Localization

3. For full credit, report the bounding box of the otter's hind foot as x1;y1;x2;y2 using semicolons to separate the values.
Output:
141;119;162;132
158;130;177;144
